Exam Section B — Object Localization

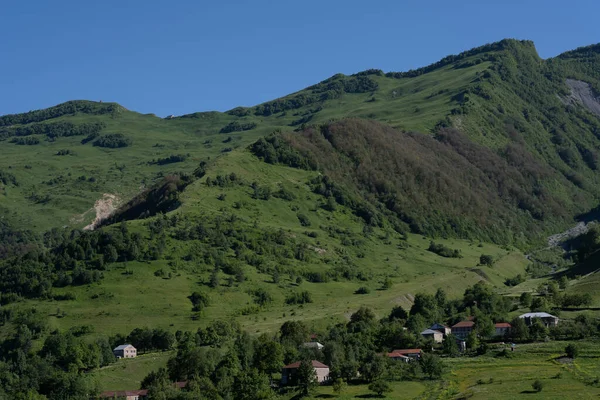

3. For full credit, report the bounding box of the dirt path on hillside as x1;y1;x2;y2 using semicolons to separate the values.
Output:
83;194;119;230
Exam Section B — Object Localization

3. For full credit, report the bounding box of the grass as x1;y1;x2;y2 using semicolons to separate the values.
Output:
92;351;173;392
14;149;527;338
0;47;492;233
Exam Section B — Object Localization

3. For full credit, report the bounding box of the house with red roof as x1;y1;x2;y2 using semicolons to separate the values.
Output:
494;322;511;337
281;360;330;385
451;320;474;339
386;348;422;362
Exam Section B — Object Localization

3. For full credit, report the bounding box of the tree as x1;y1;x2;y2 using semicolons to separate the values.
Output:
529;318;548;341
296;360;317;397
189;291;210;312
565;343;579;359
519;292;532;308
474;314;494;338
479;254;494;266
253;335;284;378
420;353;444;379
466;331;479;350
442;334;459;357
350;306;377;325
359;353;386;382
332;378;346;395
368;379;392;397
558;276;569;290
530;297;547;312
532;379;544;392
235;368;275;400
279;321;309;347
388;306;408;321
510;317;529;342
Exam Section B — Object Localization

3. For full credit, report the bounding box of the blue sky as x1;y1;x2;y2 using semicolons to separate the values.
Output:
1;0;598;117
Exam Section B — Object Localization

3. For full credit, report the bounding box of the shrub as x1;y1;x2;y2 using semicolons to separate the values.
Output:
532;379;544;392
565;343;579;359
297;213;311;227
368;380;392;397
355;286;371;294
189;291;210;312
93;133;131;148
285;291;313;305
428;242;461;258
479;254;494;266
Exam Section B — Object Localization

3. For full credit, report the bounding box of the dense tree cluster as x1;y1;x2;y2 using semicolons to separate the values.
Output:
427;242;462;258
0;121;105;141
0;100;118;127
253;75;377;116
92;133;132;148
152;154;189;165
219;121;257;133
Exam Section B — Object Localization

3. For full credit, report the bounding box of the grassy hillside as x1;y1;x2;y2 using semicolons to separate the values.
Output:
19;149;527;337
2;40;600;247
3;38;600;400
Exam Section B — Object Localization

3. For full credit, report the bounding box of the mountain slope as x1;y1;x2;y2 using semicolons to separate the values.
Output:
2;39;600;246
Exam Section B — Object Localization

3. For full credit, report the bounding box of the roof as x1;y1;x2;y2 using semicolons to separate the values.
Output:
430;323;448;329
100;389;148;398
495;322;511;328
302;342;324;348
421;329;443;335
452;321;475;328
391;349;422;354
386;352;410;359
113;344;135;351
519;312;557;319
283;360;329;369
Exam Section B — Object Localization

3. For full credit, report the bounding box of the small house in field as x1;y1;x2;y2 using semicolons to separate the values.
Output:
421;329;444;343
386;351;410;362
519;312;559;327
451;320;474;339
281;360;329;385
301;341;324;350
388;349;422;361
100;389;147;399
430;323;451;336
494;322;511;337
113;344;137;359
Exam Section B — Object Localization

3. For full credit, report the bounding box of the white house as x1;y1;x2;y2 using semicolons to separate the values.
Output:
113;344;137;359
519;312;559;327
281;360;329;385
420;329;444;343
429;323;451;336
301;342;325;350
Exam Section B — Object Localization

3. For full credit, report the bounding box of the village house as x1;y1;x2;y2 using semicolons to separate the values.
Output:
113;344;137;359
281;360;330;385
388;349;422;361
420;329;444;343
519;312;559;327
494;322;511;337
429;323;451;336
100;389;147;400
386;351;411;362
301;341;324;350
451;320;474;339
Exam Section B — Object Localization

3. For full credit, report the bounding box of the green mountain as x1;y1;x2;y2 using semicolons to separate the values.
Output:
2;39;600;246
3;39;600;322
4;37;600;399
